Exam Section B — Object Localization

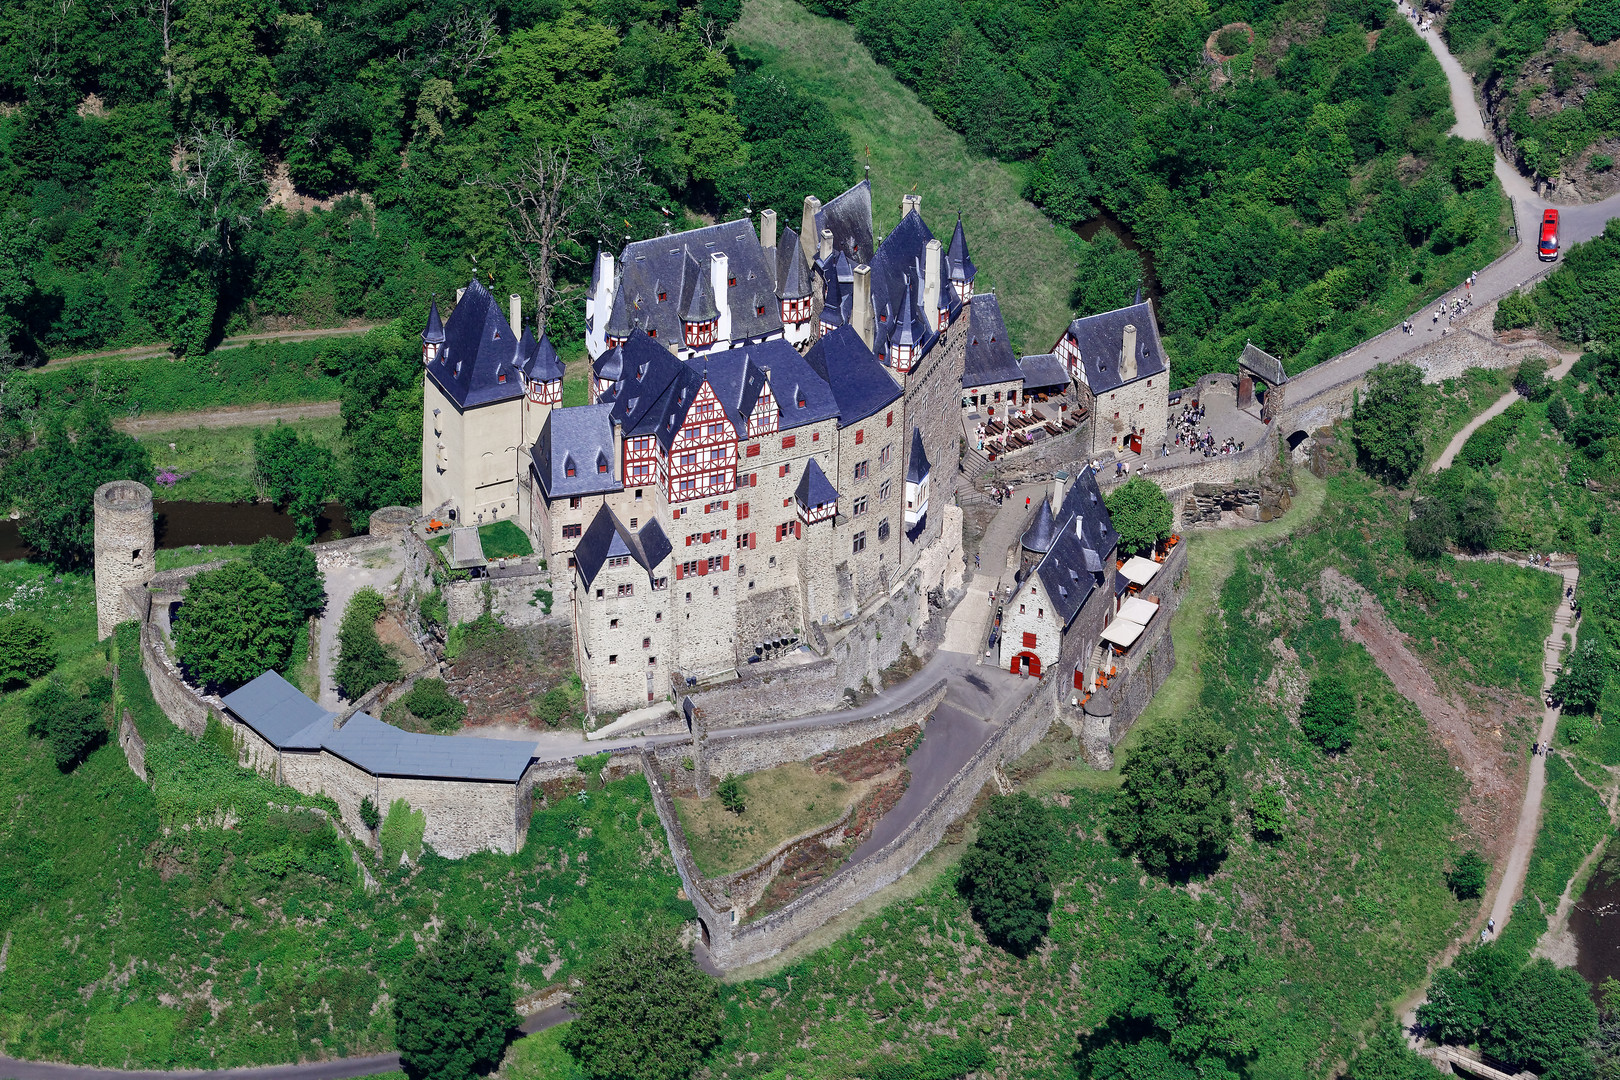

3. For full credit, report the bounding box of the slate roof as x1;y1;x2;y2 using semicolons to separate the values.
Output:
1239;341;1288;385
532;403;620;500
795;457;839;511
575;504;671;587
961;295;1023;389
681;254;719;322
737;340;841;431
422;297;445;344
1034;465;1120;629
697;350;769;437
1018;352;1070;390
616;219;784;343
802;325;903;426
948;214;976;285
449;526;488;569
865;210;948;364
224;671;536;783
424;280;529;410
778;228;813;301
905;426;930;484
1021;497;1056;553
323;713;534;782
595;333;686;438
520;326;564;384
222;670;333;751
1060;302;1167;394
815;180;875;267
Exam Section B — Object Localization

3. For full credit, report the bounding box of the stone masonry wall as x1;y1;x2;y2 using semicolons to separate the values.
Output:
710;809;854;914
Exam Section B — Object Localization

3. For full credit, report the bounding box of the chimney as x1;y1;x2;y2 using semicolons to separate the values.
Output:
819;229;834;261
901;193;921;220
800;196;822;264
760;208;777;253
924;238;941;326
1121;324;1137;381
1052;472;1066;513
853;264;874;352
509;294;522;335
710;251;732;344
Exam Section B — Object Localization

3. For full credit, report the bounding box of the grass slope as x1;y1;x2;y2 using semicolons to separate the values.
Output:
728;0;1078;355
139;418;347;503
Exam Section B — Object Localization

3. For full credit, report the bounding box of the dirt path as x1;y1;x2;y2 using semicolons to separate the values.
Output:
1429;352;1578;473
44;324;382;368
114;401;342;435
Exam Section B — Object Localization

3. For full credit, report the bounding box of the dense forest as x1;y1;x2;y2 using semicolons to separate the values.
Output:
809;0;1507;385
0;0;855;362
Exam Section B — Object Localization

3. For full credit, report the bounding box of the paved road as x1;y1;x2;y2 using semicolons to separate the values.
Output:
1283;19;1620;418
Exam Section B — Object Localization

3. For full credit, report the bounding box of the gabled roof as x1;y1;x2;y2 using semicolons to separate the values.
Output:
449;526;487;569
221;670;334;750
795;457;839;510
905;426;930;484
1017;352;1069;390
596;333;686;436
814;180;874;267
802;325;903;427
962;295;1024;389
1240;341;1288;385
424;280;528;410
1021;497;1056;553
948;214;975;284
616;219;784;343
323;713;533;782
1060;301;1167;394
738;340;841;430
1033;465;1120;630
575;504;670;587
701;351;770;436
532;404;620;500
865;210;943;364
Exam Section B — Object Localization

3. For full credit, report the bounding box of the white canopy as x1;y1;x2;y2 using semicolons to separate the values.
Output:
1100;617;1146;648
1119;556;1162;586
1117;596;1160;624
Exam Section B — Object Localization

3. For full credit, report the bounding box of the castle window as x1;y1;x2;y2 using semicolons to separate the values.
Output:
855;430;864;445
757;305;765;316
563;524;582;538
618;583;633;596
610;618;619;627
886;411;893;426
630;518;638;528
879;480;892;502
599;462;608;473
852;531;867;553
1020;604;1026;614
782;435;796;449
566;465;576;477
878;519;889;541
729;276;737;287
1022;632;1036;649
880;445;891;466
658;291;667;301
569;497;582;509
649;655;657;664
707;555;723;572
608;556;630;568
609;655;618;664
596;589;604;599
854;461;869;481
498;373;506;383
853;496;868;516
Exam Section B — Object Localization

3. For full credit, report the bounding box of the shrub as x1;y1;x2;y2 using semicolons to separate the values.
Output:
379;798;426;867
1109;718;1233;878
254;424;335;543
562;929;722;1080
717;774;745;814
246;537;327;620
957;792;1053;955
533;677;581;727
1553;636;1613;713
419;589;448;631
1447;850;1489;899
393;921;515;1080
1251;783;1287;840
334;587;401;700
1494;289;1538;332
398;678;467;733
1354;362;1426;485
1299;673;1358;753
1214;26;1249;54
0;614;57;689
1513;356;1550;402
1594;153;1616;172
26;677;109;770
1458;408;1521;469
867;1040;992;1080
1406;499;1453;559
359;796;381;831
172;561;299;691
1577;0;1620;44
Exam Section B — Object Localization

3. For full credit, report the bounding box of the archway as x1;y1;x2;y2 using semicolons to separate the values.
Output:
697;917;711;948
1010;651;1042;677
1286;429;1310;451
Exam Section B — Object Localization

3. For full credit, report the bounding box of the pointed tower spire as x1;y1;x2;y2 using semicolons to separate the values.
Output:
421;295;446;365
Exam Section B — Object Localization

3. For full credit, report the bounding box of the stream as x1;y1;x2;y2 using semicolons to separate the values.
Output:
0;500;356;561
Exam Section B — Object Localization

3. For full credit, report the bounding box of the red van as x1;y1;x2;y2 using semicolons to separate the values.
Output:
1538;208;1560;261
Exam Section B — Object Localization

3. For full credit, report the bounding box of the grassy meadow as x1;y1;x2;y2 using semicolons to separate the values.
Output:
728;0;1079;355
137;417;347;503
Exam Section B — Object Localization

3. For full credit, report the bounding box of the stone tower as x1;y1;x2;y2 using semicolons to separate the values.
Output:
94;480;155;640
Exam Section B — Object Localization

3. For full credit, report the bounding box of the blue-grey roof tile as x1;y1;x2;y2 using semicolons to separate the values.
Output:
222;670;335;750
324;714;533;782
803;326;902;427
532;404;620;500
424;280;528;410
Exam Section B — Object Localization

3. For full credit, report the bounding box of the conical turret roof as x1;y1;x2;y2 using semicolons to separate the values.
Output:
422;296;445;344
1021;496;1057;553
682;255;719;322
948;214;975;284
779;235;813;301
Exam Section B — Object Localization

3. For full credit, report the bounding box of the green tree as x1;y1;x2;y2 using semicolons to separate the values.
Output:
26;677;109;770
359;795;381;831
172;561;298;691
254;425;336;542
1406;497;1452;559
1109;718;1234;879
1250;783;1286;841
1353;362;1426;486
957;792;1053;955
1069;230;1145;317
561;928;722;1080
1446;850;1489;900
393;921;515;1080
1553;636;1613;713
1105;476;1174;556
13;403;152;570
1483;957;1599;1076
1299;673;1357;753
0;613;56;689
334;586;400;700
1345;1012;1442;1080
717;773;745;814
1418;944;1518;1045
1514;355;1551;401
170;0;282;135
1495;289;1539;332
246;537;326;620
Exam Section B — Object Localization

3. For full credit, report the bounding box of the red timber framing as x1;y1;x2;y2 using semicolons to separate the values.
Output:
623;433;660;488
746;385;778;438
780;297;814;325
526;377;561;405
664;379;738;505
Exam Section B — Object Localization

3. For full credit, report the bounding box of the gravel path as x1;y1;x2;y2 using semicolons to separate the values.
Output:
45;325;382;368
1428;353;1578;473
114;402;343;436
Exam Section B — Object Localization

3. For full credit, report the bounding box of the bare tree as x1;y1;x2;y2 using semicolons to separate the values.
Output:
443;6;500;81
167;120;266;260
485;145;583;335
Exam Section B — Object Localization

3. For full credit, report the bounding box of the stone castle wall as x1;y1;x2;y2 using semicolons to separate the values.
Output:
94;480;156;640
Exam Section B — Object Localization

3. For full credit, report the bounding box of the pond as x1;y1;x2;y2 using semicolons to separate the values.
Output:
0;500;357;562
1572;840;1620;993
1074;211;1163;302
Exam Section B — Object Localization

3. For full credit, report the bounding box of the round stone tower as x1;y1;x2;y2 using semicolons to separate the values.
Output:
94;480;156;640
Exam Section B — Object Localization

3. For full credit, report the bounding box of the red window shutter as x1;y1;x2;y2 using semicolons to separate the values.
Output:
855;429;864;444
738;502;749;520
783;497;791;507
886;411;893;426
685;534;692;546
676;564;684;580
750;473;757;487
1022;632;1037;649
747;444;760;457
783;435;796;449
721;529;727;540
749;532;757;549
779;464;788;477
794;521;802;539
722;556;730;571
698;560;708;576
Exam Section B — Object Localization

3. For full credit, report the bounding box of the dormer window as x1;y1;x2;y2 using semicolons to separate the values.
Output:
757;305;765;316
658;291;667;302
598;462;608;473
498;373;506;383
728;276;737;287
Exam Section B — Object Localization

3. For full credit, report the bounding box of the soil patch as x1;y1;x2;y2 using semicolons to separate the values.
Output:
445;621;577;728
809;723;921;781
1318;567;1529;858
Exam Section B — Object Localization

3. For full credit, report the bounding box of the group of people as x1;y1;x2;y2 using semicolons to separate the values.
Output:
1398;273;1479;336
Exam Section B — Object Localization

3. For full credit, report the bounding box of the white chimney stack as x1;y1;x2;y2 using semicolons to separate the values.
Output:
510;294;522;335
710;251;732;345
819;229;834;261
1052;473;1065;514
800;196;822;264
853;264;874;352
924;238;942;328
1121;324;1138;381
761;209;777;252
901;193;921;220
